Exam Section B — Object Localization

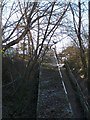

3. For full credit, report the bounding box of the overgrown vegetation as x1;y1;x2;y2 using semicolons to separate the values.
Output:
60;46;87;79
2;56;39;118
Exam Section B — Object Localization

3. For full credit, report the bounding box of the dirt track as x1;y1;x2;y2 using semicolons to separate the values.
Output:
37;53;73;118
37;51;86;118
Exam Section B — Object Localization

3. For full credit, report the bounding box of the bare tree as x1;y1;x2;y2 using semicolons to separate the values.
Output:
2;1;37;51
69;0;87;77
23;2;70;80
2;0;70;81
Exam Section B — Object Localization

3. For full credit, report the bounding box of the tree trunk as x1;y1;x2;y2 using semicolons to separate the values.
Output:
23;38;25;59
0;1;2;119
78;0;87;77
87;1;90;94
